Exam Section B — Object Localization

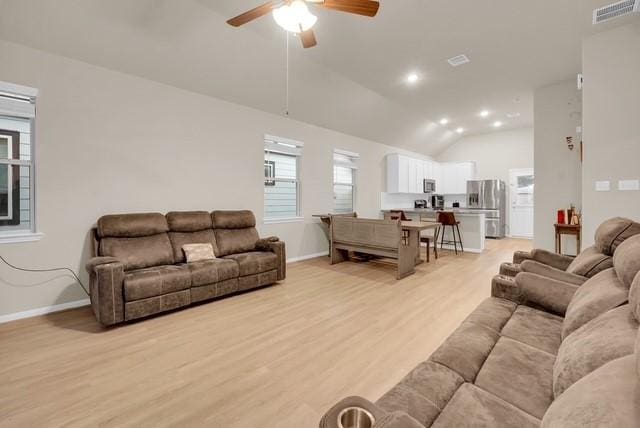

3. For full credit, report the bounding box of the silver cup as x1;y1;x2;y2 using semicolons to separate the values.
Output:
338;407;375;428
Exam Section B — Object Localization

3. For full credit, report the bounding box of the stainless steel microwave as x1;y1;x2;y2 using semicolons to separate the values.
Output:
423;179;436;193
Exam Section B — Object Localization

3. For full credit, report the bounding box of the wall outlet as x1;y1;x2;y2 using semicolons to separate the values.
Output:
618;180;640;191
595;181;610;192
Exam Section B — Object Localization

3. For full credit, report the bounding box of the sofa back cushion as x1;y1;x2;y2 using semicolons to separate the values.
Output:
594;217;640;256
98;213;174;270
166;211;218;262
565;246;613;278
212;210;259;256
613;234;640;288
562;268;628;339
553;304;638;397
629;272;640;322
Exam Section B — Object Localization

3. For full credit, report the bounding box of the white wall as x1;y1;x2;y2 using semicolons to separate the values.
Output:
436;128;534;230
582;21;640;246
0;40;431;317
533;80;582;254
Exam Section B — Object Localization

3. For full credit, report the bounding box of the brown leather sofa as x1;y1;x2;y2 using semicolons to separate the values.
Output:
320;234;640;428
85;210;285;326
498;217;640;283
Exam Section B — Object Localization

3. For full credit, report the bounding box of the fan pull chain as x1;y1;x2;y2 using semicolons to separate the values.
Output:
285;31;290;117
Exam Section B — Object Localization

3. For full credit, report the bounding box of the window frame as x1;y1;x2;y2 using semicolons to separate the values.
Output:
0;81;42;244
332;149;359;214
263;135;304;224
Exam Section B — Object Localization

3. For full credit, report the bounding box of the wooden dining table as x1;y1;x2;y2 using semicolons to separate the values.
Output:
401;220;441;264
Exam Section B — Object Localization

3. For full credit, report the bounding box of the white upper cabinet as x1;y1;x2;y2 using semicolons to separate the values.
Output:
386;154;475;195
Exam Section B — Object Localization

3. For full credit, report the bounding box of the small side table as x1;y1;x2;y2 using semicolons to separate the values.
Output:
555;223;581;255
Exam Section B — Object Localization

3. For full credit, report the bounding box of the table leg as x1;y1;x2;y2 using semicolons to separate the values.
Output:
577;232;581;255
410;230;423;265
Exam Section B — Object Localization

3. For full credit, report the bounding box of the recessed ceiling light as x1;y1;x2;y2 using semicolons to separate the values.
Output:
506;112;521;118
493;121;503;128
407;73;419;84
456;127;465;134
439;118;449;125
479;110;490;118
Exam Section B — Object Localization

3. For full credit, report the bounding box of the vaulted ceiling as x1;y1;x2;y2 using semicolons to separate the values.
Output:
0;0;636;155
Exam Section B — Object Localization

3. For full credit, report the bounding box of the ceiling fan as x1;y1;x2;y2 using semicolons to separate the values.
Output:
226;0;380;48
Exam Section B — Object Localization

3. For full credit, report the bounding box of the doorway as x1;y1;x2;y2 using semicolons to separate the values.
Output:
509;168;534;239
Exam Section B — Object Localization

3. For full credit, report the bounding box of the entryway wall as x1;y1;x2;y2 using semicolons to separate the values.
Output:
435;127;534;236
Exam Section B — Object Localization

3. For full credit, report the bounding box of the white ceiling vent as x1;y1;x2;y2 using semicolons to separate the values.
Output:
593;0;638;24
447;54;470;67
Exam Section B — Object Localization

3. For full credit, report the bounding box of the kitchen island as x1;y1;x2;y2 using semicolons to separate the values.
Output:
382;209;486;253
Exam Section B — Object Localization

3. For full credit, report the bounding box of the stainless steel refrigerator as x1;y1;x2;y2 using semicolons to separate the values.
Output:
467;180;506;238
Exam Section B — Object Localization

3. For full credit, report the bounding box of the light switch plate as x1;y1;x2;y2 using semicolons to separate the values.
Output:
618;180;640;191
595;181;610;192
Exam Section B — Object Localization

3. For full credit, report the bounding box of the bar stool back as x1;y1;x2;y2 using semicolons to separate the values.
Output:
437;211;464;255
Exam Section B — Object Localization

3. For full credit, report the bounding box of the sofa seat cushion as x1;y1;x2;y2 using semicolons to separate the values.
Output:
463;297;517;333
565;246;613;278
223;251;278;277
562;268;628;340
429;321;500;383
431;383;540;428
376;361;464;427
475;337;555;419
124;265;191;301
501;305;563;355
186;259;239;287
553;304;638;397
542;355;640;428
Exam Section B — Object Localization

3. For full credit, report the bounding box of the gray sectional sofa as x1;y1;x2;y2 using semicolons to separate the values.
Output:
321;233;640;427
85;210;285;326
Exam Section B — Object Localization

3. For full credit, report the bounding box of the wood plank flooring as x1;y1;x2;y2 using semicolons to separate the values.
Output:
0;238;531;427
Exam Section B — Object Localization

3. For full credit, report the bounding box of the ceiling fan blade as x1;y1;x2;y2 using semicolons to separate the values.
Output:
227;1;279;27
300;29;318;48
319;0;380;17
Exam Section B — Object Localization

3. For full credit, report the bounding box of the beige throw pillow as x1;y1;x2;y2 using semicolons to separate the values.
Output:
182;243;216;263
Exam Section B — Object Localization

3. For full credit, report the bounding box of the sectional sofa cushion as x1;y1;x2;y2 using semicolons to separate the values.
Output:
97;213;169;238
562;268;628;339
553;305;638;397
595;217;640;256
542;355;639;428
564;245;613;277
212;210;256;228
630;272;640;321
212;211;259;256
223;251;277;276
376;361;464;426
431;383;540;428
501;306;563;355
186;259;239;287
123;265;191;301
100;233;175;271
462;297;517;333
475;337;555;418
613;234;640;288
166;211;212;232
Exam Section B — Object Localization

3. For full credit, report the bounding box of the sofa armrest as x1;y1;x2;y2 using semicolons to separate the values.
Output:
520;260;587;286
513;250;533;264
256;238;286;281
531;249;575;271
515;272;579;316
319;396;387;428
85;257;125;326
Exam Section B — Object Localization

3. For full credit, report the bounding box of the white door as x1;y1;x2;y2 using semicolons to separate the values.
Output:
509;168;534;238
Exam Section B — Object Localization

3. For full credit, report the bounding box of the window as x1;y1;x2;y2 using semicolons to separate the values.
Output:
264;135;303;222
333;149;358;214
0;81;39;242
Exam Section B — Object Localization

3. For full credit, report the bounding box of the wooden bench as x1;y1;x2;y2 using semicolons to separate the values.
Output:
329;216;416;279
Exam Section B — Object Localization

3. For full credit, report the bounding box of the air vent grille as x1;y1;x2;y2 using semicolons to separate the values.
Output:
447;54;470;67
593;0;638;24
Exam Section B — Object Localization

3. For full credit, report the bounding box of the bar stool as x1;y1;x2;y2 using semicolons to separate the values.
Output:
438;211;464;255
389;210;411;245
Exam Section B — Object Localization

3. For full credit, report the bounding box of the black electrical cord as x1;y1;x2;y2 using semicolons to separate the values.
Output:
0;255;90;296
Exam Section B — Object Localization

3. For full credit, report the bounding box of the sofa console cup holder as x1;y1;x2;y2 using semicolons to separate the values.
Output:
338;407;375;428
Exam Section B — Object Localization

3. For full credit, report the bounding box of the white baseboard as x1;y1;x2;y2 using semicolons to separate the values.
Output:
287;251;329;264
0;298;90;324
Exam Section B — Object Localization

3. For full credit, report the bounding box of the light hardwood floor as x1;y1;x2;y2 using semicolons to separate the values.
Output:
0;238;531;427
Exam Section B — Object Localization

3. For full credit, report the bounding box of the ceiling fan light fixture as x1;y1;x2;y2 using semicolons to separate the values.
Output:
273;0;318;33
